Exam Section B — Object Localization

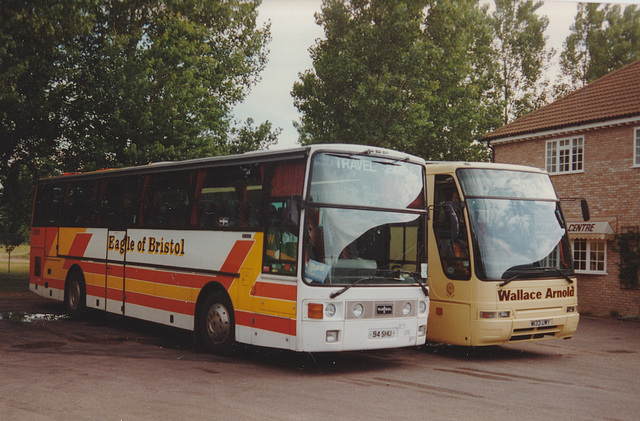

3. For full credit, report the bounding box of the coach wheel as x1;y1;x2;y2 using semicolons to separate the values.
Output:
197;292;235;356
65;271;86;318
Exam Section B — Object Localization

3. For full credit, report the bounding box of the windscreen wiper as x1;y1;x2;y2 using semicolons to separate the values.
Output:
549;267;574;284
499;273;523;287
326;153;359;160
499;267;573;288
391;270;429;297
330;270;429;299
372;160;400;166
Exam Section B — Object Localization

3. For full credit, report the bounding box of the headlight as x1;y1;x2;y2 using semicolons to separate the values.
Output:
402;302;412;316
418;300;427;314
352;303;364;318
326;330;339;343
325;303;336;318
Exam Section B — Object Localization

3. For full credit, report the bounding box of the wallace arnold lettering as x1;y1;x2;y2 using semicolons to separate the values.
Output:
498;286;575;302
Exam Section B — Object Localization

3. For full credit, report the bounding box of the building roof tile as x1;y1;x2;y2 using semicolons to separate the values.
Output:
483;59;640;142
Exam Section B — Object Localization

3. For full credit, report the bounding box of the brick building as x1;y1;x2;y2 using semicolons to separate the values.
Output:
483;59;640;317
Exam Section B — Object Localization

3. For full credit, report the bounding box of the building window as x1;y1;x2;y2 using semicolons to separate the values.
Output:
635;127;640;167
572;239;607;274
541;247;559;268
546;137;584;174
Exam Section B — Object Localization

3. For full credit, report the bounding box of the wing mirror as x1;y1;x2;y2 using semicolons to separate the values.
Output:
581;198;590;221
560;197;590;222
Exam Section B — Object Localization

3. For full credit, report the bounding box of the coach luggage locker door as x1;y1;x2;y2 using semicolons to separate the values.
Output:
106;230;127;314
234;233;261;345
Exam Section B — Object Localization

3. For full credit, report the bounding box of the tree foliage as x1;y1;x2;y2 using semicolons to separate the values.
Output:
0;0;93;180
226;118;281;155
59;0;272;171
0;162;31;252
422;0;500;160
1;0;273;174
0;0;274;247
560;3;640;90
0;0;94;249
490;0;551;125
612;228;640;289
293;0;430;152
292;0;496;161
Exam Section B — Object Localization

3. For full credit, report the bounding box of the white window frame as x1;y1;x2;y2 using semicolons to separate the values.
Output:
546;136;584;174
634;127;640;168
572;239;607;275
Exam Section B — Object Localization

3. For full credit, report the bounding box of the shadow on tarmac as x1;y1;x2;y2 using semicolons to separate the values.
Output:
422;342;549;361
2;298;556;374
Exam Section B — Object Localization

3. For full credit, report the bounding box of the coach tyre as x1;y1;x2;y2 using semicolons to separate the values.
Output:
65;271;86;318
198;292;235;355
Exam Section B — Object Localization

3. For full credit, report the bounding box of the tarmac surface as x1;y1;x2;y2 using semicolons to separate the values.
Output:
1;295;639;420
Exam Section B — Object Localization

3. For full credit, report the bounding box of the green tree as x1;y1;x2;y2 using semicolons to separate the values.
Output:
226;119;280;155
60;0;273;171
1;0;274;250
0;162;31;277
560;3;640;90
0;0;94;179
490;0;552;124
421;0;498;160
0;0;94;254
292;0;496;161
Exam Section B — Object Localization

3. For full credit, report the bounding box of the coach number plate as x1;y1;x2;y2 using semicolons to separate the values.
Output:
530;319;551;327
368;328;397;339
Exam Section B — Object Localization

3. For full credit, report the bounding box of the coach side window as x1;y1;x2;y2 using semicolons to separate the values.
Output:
195;164;263;230
99;176;140;229
32;184;54;227
140;171;192;229
36;183;65;227
33;183;64;227
32;186;45;227
62;181;98;227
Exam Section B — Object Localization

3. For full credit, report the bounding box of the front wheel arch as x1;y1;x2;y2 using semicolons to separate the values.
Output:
195;285;236;356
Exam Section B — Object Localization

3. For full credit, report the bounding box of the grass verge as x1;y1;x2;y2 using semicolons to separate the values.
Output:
1;246;31;295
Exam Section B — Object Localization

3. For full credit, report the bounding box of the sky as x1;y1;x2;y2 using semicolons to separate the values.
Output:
233;0;639;150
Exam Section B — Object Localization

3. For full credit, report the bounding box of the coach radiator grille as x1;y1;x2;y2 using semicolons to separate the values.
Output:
509;324;561;342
